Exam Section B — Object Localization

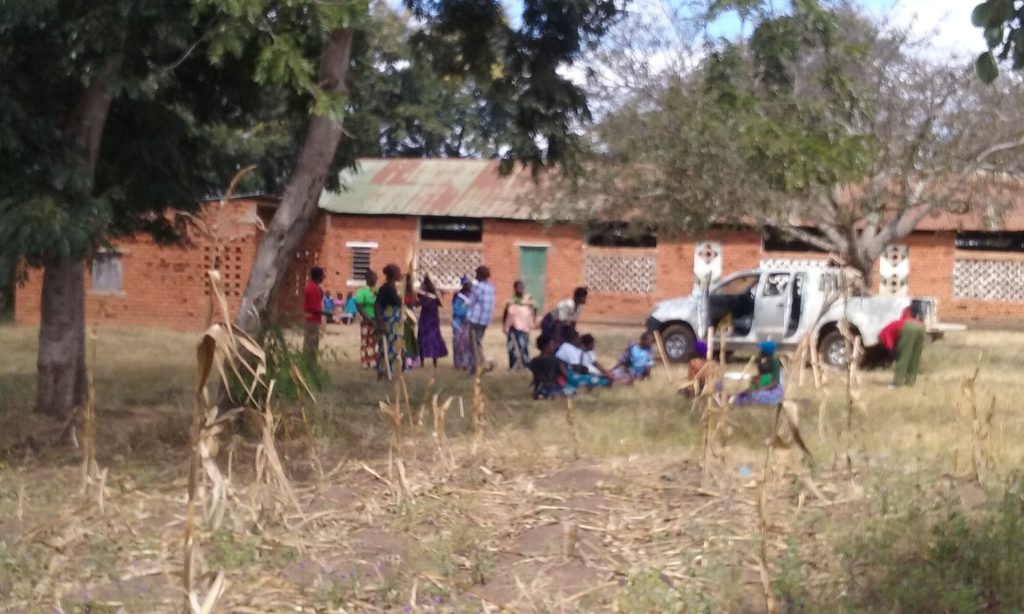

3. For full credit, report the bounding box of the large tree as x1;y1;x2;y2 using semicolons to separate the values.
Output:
584;1;1024;283
0;1;297;419
208;0;625;336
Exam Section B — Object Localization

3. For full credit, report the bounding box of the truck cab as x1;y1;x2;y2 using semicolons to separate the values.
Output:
646;267;953;368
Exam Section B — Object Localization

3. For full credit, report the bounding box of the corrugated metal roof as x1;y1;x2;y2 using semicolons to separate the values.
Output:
319;158;545;220
320;159;1024;232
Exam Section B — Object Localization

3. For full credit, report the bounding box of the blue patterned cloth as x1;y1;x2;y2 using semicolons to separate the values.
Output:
467;281;496;326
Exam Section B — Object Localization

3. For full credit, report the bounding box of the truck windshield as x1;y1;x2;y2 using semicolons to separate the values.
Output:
712;274;760;296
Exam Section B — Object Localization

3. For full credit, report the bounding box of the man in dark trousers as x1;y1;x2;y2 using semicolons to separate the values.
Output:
303;267;327;363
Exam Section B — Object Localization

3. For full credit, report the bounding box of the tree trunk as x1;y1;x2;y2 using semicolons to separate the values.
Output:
35;53;122;419
234;28;355;335
36;258;88;418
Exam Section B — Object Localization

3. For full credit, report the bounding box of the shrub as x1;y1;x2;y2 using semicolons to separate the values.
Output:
844;492;1024;613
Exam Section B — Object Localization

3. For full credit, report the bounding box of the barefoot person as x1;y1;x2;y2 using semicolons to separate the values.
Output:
451;276;475;370
466;266;496;373
540;286;588;345
880;306;925;387
503;280;535;369
374;264;403;380
417;274;448;367
302;267;327;363
354;271;379;369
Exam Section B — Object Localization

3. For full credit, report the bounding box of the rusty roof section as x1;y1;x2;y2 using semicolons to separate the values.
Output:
319;158;548;220
320;159;1024;231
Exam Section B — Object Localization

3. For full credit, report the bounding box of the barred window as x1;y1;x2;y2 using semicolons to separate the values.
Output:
584;253;656;294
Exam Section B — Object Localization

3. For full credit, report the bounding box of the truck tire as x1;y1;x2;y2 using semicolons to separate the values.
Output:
817;330;860;369
660;324;696;363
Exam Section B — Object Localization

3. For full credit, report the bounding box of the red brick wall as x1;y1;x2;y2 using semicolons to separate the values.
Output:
15;199;262;331
18;206;1024;330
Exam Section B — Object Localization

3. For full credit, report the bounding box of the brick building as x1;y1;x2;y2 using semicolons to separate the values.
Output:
14;158;1024;330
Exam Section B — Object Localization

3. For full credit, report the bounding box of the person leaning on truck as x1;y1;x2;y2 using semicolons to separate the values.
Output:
879;306;925;388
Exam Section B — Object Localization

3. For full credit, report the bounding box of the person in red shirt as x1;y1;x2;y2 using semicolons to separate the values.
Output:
879;306;925;388
303;267;327;363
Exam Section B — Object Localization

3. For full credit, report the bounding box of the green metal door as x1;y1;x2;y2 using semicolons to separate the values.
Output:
518;246;548;312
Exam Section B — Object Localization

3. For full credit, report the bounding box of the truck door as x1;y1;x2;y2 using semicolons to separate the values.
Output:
752;271;793;340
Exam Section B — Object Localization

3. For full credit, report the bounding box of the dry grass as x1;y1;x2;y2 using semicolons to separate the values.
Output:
2;321;1024;611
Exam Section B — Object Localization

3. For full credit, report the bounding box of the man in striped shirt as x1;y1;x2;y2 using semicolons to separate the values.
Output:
466;265;496;372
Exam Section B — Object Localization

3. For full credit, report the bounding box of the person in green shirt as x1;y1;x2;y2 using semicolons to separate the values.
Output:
734;340;784;405
354;270;378;369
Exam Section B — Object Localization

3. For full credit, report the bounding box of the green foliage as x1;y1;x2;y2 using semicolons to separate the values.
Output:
616;569;706;613
845;493;1024;612
773;538;813;612
971;0;1024;81
260;325;329;401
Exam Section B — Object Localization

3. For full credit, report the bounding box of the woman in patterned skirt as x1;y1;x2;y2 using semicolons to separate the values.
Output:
354;270;378;368
374;264;404;380
451;276;475;370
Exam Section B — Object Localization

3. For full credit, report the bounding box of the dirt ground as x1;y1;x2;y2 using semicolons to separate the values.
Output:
1;322;1020;612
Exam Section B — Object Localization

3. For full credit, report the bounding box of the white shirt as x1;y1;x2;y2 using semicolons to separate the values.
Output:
555;343;600;374
553;298;582;323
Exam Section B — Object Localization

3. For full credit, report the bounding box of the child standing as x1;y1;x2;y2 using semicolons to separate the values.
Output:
322;291;335;324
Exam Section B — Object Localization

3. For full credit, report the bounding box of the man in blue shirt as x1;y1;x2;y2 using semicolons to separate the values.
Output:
466;265;496;372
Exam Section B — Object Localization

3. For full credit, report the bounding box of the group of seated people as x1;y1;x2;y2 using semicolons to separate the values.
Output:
684;338;784;406
527;330;657;400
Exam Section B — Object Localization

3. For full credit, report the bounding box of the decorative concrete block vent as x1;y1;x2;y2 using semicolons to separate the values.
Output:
202;244;247;297
953;259;1024;302
585;253;656;294
418;247;484;289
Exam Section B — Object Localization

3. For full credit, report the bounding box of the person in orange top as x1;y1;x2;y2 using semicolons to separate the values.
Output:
879;306;925;388
303;267;327;363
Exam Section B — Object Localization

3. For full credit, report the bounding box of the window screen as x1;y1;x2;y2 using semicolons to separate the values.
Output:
420;217;483;242
955;231;1024;252
763;227;828;253
91;252;123;292
585;223;657;248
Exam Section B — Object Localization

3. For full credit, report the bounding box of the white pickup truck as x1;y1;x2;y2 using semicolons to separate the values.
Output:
645;266;958;368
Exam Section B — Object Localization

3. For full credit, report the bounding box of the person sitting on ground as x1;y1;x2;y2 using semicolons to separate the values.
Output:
323;290;335;324
555;332;613;389
879;306;925;388
612;332;656;382
681;339;720;397
340;291;356;325
529;334;569;400
734;340;784;405
540;286;588;345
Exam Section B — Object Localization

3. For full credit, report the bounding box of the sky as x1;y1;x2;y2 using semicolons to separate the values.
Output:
696;0;984;58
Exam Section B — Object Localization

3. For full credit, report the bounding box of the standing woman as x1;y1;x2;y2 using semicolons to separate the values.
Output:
451;276;475;370
503;280;535;368
402;275;420;369
354;271;379;369
374;264;404;380
417;274;449;367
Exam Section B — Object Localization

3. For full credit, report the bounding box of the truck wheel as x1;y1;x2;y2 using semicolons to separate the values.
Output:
818;330;860;369
660;324;696;363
